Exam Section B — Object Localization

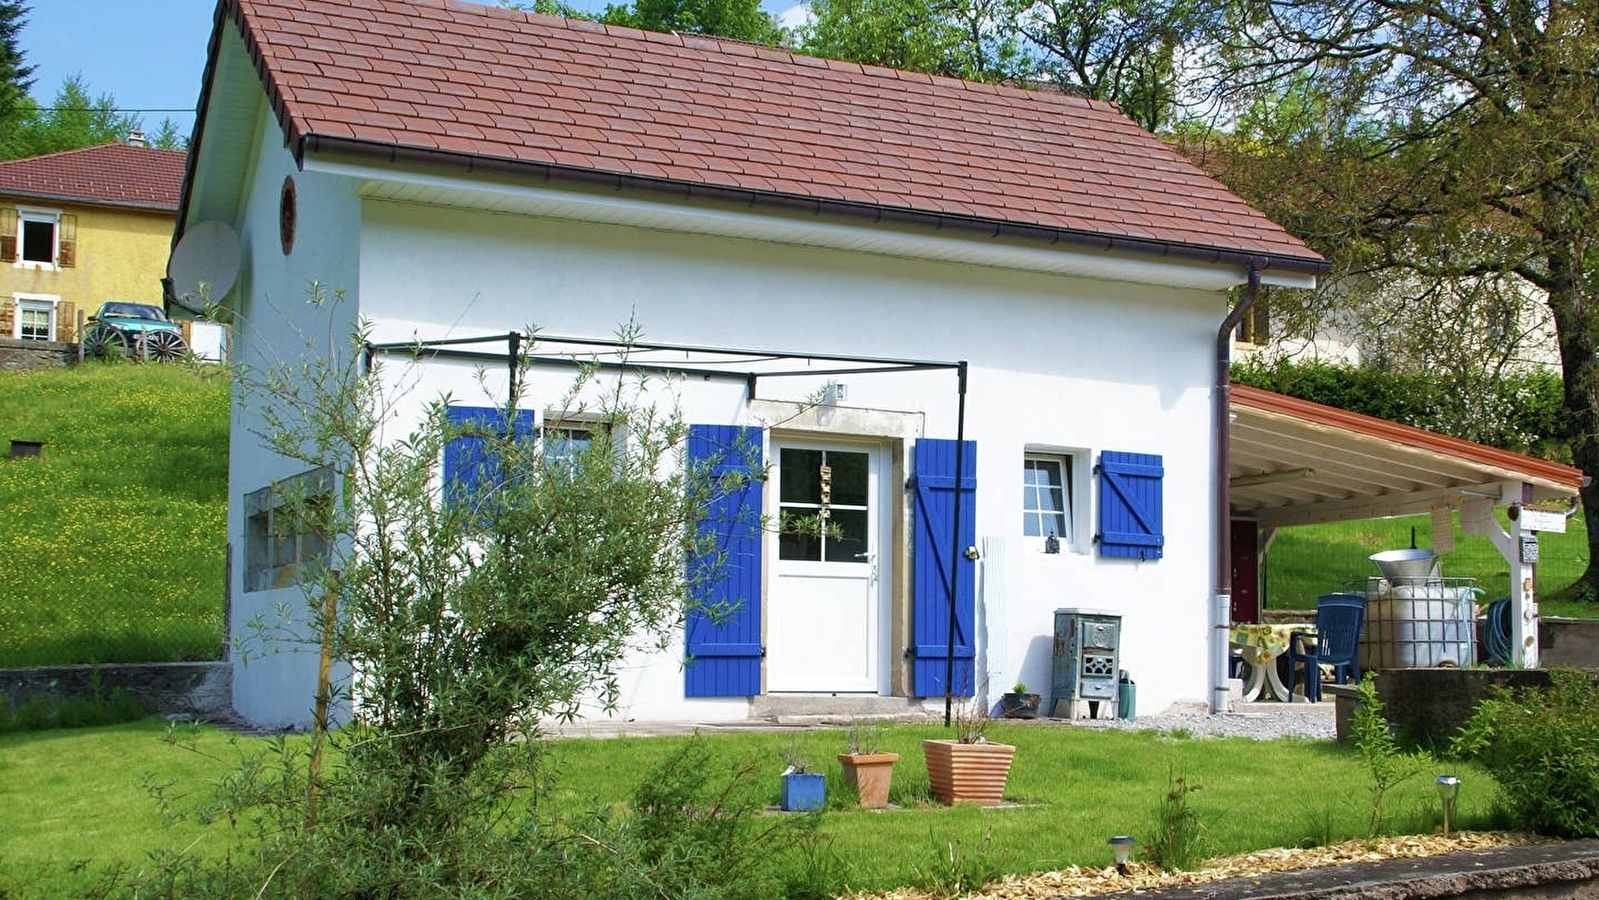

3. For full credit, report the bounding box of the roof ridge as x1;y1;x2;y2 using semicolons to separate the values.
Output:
425;0;1106;110
0;142;187;167
210;0;1323;267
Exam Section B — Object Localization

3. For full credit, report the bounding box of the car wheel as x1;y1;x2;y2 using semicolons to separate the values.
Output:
82;324;128;358
138;330;189;362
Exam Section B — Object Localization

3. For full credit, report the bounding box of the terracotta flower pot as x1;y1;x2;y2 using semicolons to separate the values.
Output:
922;739;1015;806
837;751;899;809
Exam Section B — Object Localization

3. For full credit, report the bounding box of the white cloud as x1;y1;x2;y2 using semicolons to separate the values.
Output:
777;3;814;30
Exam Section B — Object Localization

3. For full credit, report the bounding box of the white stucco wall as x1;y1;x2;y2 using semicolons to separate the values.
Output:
349;199;1225;722
222;105;362;729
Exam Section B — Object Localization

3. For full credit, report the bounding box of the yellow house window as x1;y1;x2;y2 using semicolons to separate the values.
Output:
13;294;59;341
2;208;76;268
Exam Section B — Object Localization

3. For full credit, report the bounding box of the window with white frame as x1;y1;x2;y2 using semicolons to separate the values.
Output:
1023;451;1083;550
243;467;333;593
14;295;57;341
2;207;74;268
542;421;597;466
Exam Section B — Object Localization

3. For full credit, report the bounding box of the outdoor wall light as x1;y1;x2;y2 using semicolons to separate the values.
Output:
1108;835;1136;875
1436;775;1460;837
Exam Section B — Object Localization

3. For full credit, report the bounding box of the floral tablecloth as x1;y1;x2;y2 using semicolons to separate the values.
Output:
1228;623;1312;663
1229;623;1316;701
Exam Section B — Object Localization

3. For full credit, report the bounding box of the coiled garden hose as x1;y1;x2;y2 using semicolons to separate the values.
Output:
1485;598;1513;666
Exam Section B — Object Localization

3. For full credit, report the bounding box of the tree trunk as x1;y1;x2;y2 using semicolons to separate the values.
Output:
1543;186;1599;599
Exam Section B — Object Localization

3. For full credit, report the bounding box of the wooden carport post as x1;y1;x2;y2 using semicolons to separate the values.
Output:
1461;487;1539;668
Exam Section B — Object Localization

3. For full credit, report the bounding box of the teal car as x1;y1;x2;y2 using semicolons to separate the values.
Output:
82;302;188;360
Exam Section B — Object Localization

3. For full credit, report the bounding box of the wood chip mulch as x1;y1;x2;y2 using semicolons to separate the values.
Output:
847;832;1543;899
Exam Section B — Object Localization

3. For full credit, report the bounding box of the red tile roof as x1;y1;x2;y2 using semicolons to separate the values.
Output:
0;143;187;211
218;0;1321;267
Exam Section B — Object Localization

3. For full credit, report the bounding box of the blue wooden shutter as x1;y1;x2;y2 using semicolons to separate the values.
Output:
444;405;535;508
1097;451;1164;560
911;438;976;697
684;424;764;697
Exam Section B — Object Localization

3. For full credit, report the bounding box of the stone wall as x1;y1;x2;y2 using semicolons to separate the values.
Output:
1328;668;1554;746
1542;617;1599;668
1;662;232;720
0;337;74;372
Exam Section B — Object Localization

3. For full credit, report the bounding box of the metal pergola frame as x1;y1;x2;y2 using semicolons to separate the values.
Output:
365;330;973;724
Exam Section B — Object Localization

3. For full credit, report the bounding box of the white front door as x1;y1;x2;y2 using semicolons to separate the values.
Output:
766;442;886;693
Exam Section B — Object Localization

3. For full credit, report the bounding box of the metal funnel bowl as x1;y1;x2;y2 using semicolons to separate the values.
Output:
1370;549;1440;580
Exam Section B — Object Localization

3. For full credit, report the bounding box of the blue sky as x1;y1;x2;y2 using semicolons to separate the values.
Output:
18;0;806;142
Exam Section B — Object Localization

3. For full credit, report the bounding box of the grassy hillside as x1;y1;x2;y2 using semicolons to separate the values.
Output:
1264;513;1594;618
0;363;229;667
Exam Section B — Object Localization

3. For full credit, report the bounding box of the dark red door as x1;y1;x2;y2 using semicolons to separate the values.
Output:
1230;519;1260;623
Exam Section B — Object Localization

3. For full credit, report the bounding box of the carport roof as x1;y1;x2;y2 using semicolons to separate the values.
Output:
1230;385;1581;529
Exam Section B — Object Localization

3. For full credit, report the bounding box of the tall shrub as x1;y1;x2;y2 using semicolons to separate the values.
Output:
1452;669;1599;838
139;298;771;897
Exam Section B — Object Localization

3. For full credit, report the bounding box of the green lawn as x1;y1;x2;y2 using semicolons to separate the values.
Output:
0;719;1507;897
0;363;230;666
1264;513;1596;618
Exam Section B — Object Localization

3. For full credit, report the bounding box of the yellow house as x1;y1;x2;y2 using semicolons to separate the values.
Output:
0;141;186;343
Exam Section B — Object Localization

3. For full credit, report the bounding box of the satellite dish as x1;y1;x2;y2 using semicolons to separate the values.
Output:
167;221;241;311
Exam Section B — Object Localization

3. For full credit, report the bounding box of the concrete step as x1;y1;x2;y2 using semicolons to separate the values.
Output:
749;694;936;723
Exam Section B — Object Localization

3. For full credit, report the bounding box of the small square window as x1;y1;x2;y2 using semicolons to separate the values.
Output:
17;300;53;341
13;296;57;341
1023;456;1069;540
542;422;595;467
21;218;54;264
243;467;333;593
1023;451;1084;550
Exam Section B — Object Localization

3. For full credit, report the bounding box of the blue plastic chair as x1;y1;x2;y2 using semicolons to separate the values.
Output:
1287;593;1365;702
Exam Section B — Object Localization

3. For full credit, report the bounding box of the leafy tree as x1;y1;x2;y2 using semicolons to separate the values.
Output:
0;74;141;159
149;116;187;151
599;0;786;44
0;1;32;126
1195;2;1599;595
799;0;1218;128
802;0;1020;78
1015;0;1220;130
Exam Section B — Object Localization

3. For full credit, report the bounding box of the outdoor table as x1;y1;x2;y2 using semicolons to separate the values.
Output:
1228;623;1316;702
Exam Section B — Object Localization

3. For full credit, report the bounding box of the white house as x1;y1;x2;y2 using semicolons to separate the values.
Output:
178;0;1351;729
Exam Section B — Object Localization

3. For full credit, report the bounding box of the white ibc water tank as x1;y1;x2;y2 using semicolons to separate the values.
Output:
1359;551;1477;669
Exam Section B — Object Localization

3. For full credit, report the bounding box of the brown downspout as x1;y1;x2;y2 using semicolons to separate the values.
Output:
1212;260;1263;714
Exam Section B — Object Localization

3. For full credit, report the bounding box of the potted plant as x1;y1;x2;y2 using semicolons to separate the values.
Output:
923;699;1016;806
837;721;899;809
780;747;826;812
999;681;1042;719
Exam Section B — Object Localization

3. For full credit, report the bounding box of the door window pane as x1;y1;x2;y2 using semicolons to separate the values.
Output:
778;447;872;562
778;511;823;561
826;451;869;506
825;509;868;562
779;448;822;503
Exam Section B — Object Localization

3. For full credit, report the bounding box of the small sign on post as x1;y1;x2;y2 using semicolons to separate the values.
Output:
1518;507;1567;533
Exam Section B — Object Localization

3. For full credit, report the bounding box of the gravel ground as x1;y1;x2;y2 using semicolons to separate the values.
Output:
1051;702;1337;741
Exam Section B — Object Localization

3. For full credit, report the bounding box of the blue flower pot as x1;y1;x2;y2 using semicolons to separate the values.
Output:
781;772;825;811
